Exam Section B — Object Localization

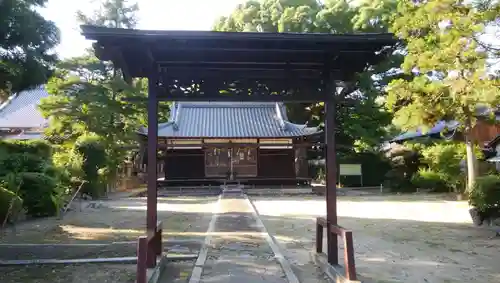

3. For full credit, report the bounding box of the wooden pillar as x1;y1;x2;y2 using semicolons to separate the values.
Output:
325;77;338;265
147;74;158;267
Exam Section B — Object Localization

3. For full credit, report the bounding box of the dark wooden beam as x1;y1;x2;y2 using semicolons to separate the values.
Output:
325;71;338;266
156;142;322;149
158;61;325;70
113;48;132;84
151;46;384;54
126;90;326;102
159;68;326;80
125;49;379;69
146;73;158;268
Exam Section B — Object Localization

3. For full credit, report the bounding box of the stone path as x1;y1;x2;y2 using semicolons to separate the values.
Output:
191;193;295;283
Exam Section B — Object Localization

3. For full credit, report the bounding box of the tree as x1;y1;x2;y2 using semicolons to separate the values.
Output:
0;0;60;101
213;0;401;151
76;0;139;29
387;0;500;191
40;0;169;195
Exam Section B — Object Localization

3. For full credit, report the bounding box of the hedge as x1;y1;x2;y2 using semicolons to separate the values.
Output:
0;140;63;218
0;140;52;158
469;175;500;213
15;172;61;217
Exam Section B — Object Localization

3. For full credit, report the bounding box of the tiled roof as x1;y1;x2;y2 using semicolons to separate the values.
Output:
390;106;500;143
1;132;43;140
0;86;48;129
140;101;319;138
390;121;460;142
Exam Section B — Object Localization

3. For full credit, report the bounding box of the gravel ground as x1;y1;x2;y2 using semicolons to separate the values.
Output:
251;194;500;283
0;196;216;244
0;196;216;283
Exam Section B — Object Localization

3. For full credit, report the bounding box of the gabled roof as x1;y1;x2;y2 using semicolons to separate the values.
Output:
139;101;319;138
487;135;500;148
0;86;48;129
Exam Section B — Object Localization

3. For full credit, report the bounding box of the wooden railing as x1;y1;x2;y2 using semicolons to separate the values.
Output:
136;221;163;283
316;217;357;281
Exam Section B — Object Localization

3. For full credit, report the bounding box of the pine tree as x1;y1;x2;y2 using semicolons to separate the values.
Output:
387;0;500;191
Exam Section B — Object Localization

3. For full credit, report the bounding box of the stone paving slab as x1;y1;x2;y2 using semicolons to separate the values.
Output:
198;194;289;283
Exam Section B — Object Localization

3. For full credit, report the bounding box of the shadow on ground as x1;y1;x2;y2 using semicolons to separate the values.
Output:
251;196;500;283
0;196;217;260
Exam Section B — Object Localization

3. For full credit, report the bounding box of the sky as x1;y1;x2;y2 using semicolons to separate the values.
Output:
39;0;244;59
40;0;499;62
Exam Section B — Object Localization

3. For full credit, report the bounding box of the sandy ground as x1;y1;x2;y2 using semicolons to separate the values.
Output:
0;196;217;244
251;194;500;283
3;193;500;283
0;196;216;283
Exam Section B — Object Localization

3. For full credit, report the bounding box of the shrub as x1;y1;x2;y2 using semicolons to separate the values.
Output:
420;141;481;193
0;153;48;176
0;140;52;159
411;168;450;192
15;172;61;217
468;175;500;213
0;185;23;224
75;134;107;198
383;168;414;192
52;149;84;181
384;144;420;192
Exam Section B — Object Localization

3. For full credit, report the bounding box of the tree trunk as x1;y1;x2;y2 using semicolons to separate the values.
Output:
464;118;477;193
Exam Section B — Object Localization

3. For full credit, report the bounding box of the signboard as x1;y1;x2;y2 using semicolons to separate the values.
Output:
339;164;362;176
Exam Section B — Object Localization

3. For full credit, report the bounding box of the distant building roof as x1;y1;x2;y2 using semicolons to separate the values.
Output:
391;108;500;143
0;86;48;129
139;101;319;138
390;121;460;143
1;131;43;140
487;135;500;148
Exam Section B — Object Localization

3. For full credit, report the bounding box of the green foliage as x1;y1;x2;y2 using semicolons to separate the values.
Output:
52;148;85;182
387;0;500;190
383;168;414;193
214;0;400;151
76;0;139;28
411;168;449;192
309;151;391;187
388;140;483;193
0;140;65;218
420;141;482;192
14;172;60;217
39;1;170;193
0;185;23;224
0;140;56;176
0;153;48;176
338;152;391;186
468;175;500;212
0;0;60;100
75;134;107;198
384;143;421;192
0;140;52;158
